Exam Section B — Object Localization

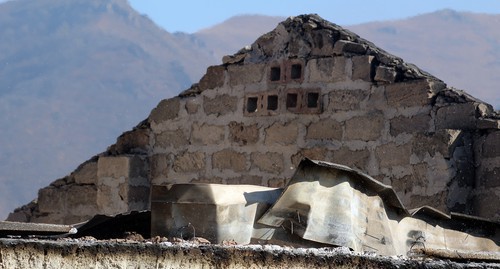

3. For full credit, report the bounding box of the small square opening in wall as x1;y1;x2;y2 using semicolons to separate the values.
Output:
307;92;320;108
267;95;278;111
291;64;302;79
286;93;298;108
246;97;258;113
270;67;281;81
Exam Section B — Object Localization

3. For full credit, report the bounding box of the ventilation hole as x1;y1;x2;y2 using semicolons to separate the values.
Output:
246;97;258;113
286;93;298;108
307;92;319;108
291;64;302;79
267;95;278;111
270;67;281;81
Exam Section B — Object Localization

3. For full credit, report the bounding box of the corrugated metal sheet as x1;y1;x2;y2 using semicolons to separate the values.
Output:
259;159;500;258
0;221;76;237
151;159;500;260
151;184;283;244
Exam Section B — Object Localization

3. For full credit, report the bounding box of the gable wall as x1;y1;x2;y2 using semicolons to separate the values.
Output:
148;55;469;213
8;15;499;224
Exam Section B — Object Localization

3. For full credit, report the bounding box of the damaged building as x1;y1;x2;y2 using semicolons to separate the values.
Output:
4;13;499;265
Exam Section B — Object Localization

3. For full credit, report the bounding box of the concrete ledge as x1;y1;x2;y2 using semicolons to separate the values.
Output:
1;239;495;269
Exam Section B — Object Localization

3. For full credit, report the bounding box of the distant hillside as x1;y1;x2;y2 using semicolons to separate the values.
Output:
0;0;214;218
192;15;283;62
1;3;499;220
348;9;500;109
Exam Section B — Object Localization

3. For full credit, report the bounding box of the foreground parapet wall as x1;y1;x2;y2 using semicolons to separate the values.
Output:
0;239;497;269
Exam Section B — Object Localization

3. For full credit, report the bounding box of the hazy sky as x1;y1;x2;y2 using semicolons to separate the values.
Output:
128;0;500;33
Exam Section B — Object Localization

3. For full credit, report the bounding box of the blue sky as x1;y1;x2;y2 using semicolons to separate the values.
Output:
128;0;500;33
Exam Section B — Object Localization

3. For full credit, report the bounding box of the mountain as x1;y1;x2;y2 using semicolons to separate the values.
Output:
0;0;213;218
1;2;499;220
348;9;500;109
192;15;283;62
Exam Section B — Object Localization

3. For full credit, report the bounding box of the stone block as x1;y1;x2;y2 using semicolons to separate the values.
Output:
33;213;66;224
222;53;246;64
149;98;180;124
267;178;288;188
333;40;367;55
265;122;298;146
477;167;500;188
374;66;397;83
288;32;312;57
151;154;170;179
310;29;337;56
203;95;238;116
412;130;458;159
331;147;370;169
6;211;28;223
477;118;500;129
366;86;387;110
332;57;348;82
38;187;65;213
97;183;128;215
212;149;247;172
328;89;368;111
191;123;225;145
386;80;432;107
306;119;342;140
155;129;189;149
436;102;478;130
351;55;374;81
391;163;428;191
198;65;225;90
473;189;500;221
291;147;328;167
129;156;148;180
307;57;347;83
251;152;284;174
376;142;412;167
229;122;259;146
128;186;151;205
97;156;130;179
344;112;384;141
482;131;500;158
226;175;262;185
74;161;97;185
173;152;205;173
407;191;448;213
228;63;265;86
185;98;200;114
66;185;98;216
111;128;150;154
389;113;431;136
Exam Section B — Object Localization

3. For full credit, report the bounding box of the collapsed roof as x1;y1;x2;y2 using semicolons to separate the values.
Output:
152;159;500;260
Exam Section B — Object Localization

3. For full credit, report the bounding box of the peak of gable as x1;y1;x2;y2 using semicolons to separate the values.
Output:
223;14;436;83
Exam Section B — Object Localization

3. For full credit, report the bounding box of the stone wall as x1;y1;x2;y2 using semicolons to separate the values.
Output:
473;129;500;219
8;126;151;224
7;14;500;223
